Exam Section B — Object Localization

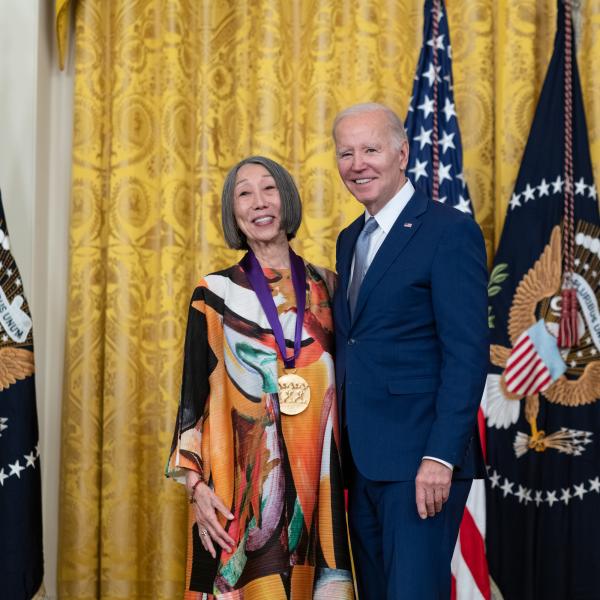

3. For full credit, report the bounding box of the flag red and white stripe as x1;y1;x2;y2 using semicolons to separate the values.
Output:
451;408;491;600
503;333;553;396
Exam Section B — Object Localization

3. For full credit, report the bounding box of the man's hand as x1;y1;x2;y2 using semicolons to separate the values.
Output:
415;458;452;519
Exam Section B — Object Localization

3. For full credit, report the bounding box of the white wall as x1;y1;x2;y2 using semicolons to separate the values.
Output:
0;3;37;286
0;2;73;598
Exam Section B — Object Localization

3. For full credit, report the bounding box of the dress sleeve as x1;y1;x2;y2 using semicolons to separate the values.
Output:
165;285;217;483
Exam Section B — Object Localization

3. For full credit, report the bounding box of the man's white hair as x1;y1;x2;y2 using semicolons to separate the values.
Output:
332;102;407;150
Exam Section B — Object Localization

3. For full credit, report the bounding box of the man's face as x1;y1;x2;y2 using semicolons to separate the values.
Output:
334;110;409;215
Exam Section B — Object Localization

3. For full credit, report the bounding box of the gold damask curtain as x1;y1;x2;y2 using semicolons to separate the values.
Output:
56;1;600;598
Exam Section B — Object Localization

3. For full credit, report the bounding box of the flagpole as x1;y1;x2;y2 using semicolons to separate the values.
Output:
431;0;441;201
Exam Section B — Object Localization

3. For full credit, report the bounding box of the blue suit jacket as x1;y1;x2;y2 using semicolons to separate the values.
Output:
334;189;488;482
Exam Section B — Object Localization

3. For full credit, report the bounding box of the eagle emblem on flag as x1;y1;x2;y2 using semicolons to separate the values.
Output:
486;222;600;458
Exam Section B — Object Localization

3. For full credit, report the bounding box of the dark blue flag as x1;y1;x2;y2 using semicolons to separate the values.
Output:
405;0;472;214
484;2;599;598
0;191;44;598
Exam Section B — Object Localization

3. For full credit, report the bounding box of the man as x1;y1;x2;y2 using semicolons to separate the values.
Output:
332;102;488;599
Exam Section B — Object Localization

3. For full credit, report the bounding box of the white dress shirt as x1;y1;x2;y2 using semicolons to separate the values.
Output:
349;179;453;472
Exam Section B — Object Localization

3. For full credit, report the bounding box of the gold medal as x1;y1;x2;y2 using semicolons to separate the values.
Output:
278;370;311;415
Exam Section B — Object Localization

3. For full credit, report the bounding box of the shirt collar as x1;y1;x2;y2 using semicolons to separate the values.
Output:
365;179;415;235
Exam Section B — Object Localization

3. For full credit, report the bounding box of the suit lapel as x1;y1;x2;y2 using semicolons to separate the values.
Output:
352;191;429;324
337;215;364;326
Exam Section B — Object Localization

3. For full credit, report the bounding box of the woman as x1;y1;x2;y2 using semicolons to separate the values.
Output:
166;156;354;599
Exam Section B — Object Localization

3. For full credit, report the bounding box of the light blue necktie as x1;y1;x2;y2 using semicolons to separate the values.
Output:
348;216;379;318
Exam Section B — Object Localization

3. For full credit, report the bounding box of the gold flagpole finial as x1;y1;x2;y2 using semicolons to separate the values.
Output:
55;0;72;71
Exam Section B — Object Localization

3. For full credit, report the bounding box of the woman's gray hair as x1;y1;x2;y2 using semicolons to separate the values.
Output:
221;155;302;250
332;102;407;150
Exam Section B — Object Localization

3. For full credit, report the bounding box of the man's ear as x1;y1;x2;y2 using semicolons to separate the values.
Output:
399;139;409;171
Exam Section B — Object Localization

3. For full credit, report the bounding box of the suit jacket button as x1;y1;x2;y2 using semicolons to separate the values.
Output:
348;338;356;345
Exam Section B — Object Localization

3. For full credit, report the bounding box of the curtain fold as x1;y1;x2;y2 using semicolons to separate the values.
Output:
56;1;600;598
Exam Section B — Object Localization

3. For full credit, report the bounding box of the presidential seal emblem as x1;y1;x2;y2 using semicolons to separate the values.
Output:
486;221;600;458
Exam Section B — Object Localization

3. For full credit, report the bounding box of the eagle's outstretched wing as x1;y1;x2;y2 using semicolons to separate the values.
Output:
490;344;511;368
0;347;35;391
508;225;562;344
545;361;600;407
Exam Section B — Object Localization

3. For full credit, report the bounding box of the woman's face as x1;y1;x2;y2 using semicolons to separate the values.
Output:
233;163;286;247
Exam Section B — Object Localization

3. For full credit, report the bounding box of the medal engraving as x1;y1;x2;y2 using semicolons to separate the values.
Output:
278;373;310;415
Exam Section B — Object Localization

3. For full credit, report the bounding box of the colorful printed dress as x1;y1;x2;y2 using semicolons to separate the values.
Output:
167;260;354;599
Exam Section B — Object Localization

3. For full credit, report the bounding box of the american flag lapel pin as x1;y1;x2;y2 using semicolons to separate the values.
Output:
404;222;413;228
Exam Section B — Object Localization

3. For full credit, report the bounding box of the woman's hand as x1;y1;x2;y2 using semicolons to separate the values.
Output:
186;471;235;559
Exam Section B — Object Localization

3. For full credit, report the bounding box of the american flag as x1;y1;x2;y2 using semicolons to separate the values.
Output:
405;0;472;214
405;2;490;599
